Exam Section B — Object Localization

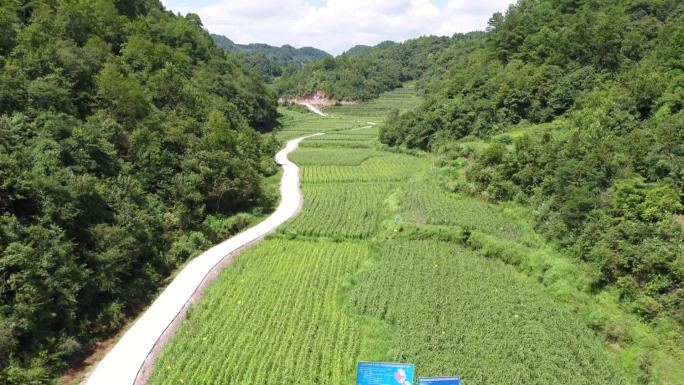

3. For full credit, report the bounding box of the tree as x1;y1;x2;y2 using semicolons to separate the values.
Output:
95;63;150;124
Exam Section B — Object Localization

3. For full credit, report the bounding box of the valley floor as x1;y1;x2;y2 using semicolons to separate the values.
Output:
146;84;662;384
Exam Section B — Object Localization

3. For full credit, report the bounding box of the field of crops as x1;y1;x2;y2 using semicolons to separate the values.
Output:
326;82;421;118
276;114;378;146
401;179;525;240
286;183;392;239
149;83;633;385
351;240;627;385
302;132;378;147
148;240;368;385
277;83;418;145
301;154;426;183
289;148;386;166
277;109;355;133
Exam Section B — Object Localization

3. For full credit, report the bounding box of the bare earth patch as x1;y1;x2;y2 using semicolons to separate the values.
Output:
279;89;355;108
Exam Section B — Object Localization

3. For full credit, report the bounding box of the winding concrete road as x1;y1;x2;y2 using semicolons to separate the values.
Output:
84;133;323;385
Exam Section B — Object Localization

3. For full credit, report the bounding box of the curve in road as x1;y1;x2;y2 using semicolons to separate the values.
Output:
84;133;324;385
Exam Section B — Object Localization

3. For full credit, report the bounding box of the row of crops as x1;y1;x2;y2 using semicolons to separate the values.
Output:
286;183;393;239
149;83;632;385
148;240;368;385
289;148;387;166
400;179;525;241
301;155;426;183
303;133;378;147
325;82;421;117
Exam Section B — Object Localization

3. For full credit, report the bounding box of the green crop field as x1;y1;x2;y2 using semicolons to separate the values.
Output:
148;83;652;385
400;179;525;241
301;154;426;183
289;148;386;166
326;82;421;118
351;240;626;385
147;240;369;385
286;183;392;239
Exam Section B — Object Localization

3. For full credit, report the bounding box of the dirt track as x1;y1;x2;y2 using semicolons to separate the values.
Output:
298;102;328;117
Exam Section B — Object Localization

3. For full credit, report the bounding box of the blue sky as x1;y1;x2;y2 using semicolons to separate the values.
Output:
161;0;515;54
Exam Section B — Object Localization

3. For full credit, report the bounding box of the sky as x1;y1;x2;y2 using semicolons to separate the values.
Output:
160;0;516;55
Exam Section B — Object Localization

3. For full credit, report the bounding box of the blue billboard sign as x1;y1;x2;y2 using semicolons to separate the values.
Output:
357;362;415;385
418;376;461;385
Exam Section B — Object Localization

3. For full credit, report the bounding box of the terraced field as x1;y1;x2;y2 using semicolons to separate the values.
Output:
301;154;425;183
401;180;525;240
303;132;378;147
289;147;386;166
352;240;626;385
148;240;368;385
286;183;392;239
325;83;421;117
148;84;633;385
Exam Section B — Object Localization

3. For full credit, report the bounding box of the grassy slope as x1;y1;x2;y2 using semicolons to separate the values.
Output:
148;84;654;384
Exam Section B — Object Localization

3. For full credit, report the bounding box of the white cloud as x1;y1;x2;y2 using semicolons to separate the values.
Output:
161;0;515;54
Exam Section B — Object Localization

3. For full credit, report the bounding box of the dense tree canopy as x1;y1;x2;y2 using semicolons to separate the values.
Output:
0;1;279;383
380;0;684;326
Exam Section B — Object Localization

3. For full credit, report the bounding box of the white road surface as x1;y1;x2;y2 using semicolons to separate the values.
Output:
85;133;323;385
351;125;372;131
298;102;328;117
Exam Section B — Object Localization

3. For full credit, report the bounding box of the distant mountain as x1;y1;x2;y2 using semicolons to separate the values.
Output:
211;34;330;79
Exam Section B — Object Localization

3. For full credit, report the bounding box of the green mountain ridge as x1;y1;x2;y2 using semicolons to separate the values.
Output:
211;33;330;79
211;34;329;61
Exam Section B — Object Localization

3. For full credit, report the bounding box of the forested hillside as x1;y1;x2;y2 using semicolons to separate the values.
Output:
380;0;683;328
275;36;454;101
211;34;330;80
0;0;279;383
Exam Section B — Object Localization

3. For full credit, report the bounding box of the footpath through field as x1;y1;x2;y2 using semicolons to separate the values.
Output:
84;133;323;385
